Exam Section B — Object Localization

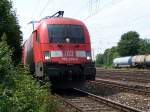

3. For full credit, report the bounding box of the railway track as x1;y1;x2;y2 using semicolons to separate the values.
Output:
96;71;150;78
96;68;150;76
96;68;150;73
87;79;150;96
96;75;150;83
96;68;150;84
56;88;142;112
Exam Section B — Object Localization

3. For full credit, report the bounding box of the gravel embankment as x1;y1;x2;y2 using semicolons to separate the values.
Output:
81;84;150;112
106;92;150;112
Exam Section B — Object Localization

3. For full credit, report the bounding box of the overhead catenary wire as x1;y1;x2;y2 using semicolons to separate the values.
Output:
31;0;41;20
73;1;89;18
38;0;51;18
87;11;150;30
84;0;124;20
26;0;150;53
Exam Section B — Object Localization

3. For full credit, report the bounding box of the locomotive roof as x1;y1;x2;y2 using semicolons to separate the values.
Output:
34;17;85;30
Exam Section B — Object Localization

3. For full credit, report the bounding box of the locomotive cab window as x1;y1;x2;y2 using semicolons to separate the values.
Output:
47;24;85;43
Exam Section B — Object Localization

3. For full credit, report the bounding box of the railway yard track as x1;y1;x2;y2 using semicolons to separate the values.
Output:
80;79;150;111
96;68;150;84
96;68;150;73
55;88;142;112
94;68;150;96
96;68;150;76
55;68;150;111
87;79;150;96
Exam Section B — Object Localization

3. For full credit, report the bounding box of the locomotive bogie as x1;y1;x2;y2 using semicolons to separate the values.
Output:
43;62;95;81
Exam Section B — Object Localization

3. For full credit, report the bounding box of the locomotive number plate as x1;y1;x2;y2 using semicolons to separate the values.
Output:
64;50;74;57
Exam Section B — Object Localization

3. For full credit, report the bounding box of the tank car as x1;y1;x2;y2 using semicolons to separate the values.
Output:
22;11;96;88
132;55;145;67
113;56;132;68
144;55;150;67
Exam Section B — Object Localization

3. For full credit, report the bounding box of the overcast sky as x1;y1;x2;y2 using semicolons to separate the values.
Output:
12;0;150;56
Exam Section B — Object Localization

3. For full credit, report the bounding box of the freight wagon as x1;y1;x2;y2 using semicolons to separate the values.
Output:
113;56;132;68
113;54;150;68
132;55;145;67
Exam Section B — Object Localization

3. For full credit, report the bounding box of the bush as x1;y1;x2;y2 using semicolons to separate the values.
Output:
0;37;61;112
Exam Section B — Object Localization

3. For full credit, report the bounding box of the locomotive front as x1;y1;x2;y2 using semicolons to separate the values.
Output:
40;18;95;82
23;11;96;88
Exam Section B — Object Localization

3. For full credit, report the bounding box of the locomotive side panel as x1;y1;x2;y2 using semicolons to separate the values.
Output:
32;31;44;77
24;35;34;72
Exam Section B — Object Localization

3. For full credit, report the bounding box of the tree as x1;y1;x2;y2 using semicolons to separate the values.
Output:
117;31;140;56
96;54;103;66
96;46;119;67
138;39;150;54
103;47;119;66
0;0;22;63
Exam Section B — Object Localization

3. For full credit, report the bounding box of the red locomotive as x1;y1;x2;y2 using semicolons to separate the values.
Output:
22;11;96;88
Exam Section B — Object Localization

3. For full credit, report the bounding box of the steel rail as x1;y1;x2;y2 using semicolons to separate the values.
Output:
88;80;150;96
74;88;142;112
56;88;142;112
55;94;84;112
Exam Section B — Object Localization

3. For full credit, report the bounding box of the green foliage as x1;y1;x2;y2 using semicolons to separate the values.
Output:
0;38;61;112
0;0;23;63
96;54;104;66
104;47;119;67
96;31;149;67
117;31;140;56
96;46;119;67
138;39;150;54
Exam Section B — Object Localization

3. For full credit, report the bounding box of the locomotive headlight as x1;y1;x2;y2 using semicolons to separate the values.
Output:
76;51;86;57
44;51;50;60
51;50;63;57
86;51;92;60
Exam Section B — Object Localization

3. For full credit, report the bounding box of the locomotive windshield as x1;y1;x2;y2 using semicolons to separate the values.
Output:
47;24;85;43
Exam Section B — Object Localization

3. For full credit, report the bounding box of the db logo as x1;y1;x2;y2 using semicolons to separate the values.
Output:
64;50;74;57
